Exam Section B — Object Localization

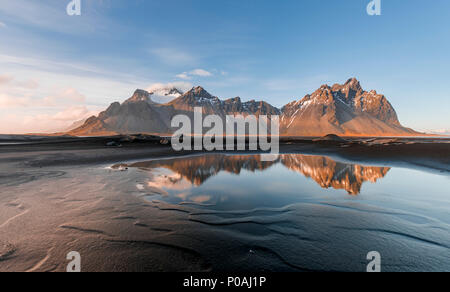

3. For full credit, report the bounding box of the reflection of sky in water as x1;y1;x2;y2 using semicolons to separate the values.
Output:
133;154;450;224
122;154;450;272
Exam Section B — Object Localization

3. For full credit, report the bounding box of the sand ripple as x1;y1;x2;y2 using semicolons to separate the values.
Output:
0;242;16;261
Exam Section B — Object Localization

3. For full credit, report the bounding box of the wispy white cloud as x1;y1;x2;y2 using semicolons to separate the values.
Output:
0;21;6;28
176;72;191;80
0;53;143;104
0;54;131;81
175;69;213;80
190;69;212;77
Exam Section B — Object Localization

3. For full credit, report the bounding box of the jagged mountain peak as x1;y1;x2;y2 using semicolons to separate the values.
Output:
280;78;415;136
288;78;382;108
125;89;152;103
345;77;361;87
331;77;363;96
339;77;362;91
343;78;362;92
187;86;214;99
169;86;221;109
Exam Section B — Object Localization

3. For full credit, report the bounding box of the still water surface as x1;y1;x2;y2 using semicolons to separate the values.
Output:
120;153;450;271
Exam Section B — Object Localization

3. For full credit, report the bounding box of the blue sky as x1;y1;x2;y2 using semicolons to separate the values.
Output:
0;0;449;133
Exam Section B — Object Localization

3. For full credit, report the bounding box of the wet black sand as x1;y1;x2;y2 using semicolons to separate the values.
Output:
0;135;449;272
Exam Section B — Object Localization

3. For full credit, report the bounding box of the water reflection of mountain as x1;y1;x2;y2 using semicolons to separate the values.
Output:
129;155;278;186
281;155;390;195
127;154;390;195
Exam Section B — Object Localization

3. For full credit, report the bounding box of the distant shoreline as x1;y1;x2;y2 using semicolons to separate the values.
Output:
0;134;448;174
0;132;442;143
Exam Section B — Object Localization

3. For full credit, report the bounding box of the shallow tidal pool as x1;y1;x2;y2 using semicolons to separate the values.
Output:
118;153;450;272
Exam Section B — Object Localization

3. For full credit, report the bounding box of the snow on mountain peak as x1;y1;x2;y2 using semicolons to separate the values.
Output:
144;82;192;104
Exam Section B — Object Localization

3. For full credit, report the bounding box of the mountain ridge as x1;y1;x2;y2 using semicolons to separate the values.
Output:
280;78;416;136
69;78;421;137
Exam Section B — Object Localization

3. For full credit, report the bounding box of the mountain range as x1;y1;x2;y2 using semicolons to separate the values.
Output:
69;78;419;137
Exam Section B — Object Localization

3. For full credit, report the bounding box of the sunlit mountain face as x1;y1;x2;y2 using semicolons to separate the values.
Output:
70;79;420;137
119;154;390;196
280;155;390;195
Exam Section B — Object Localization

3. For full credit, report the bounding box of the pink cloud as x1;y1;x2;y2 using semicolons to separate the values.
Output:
0;106;99;134
0;93;30;108
0;74;14;86
43;88;86;106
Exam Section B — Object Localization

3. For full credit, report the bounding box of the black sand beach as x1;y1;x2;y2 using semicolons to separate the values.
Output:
0;136;449;272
